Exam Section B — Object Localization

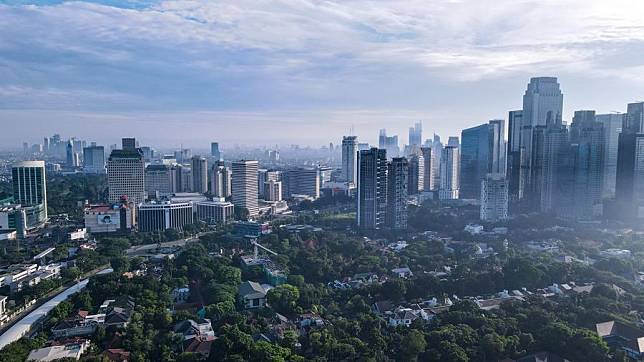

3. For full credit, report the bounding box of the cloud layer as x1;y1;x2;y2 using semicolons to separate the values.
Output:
2;0;644;146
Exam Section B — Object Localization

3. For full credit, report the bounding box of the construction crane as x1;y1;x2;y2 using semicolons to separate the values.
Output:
249;237;278;259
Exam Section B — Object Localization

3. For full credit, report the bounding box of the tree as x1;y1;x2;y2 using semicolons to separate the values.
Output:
400;330;427;361
267;284;300;315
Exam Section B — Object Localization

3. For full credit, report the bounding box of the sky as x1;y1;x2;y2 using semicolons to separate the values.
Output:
2;0;644;148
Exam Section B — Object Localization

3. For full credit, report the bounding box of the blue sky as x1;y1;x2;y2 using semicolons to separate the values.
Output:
2;0;644;148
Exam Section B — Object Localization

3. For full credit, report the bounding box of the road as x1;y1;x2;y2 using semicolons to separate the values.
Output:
0;267;113;350
125;234;202;256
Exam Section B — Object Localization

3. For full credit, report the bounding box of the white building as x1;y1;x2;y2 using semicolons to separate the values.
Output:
263;180;282;202
439;145;459;200
480;173;509;222
195;200;234;224
232;160;259;217
341;136;358;184
211;165;232;198
137;201;193;232
84;203;135;233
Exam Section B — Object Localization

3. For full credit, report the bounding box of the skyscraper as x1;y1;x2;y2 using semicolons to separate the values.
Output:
12;160;48;227
460;123;490;199
596;113;623;199
522;77;563;127
122;138;137;150
387;157;408;229
107;147;146;204
263;180;283;202
191;156;208;194
409;121;422;147
407;154;423;195
66;140;75;168
480;173;509;222
439;145;459;200
357;148;387;229
83;145;105;174
506;110;524;202
211;164;232;198
421;147;432;192
569;111;604;219
379;129;400;159
341;136;358;184
211;142;221;160
430;135;443;191
284;168;320;199
232;160;259;217
145;164;177;198
615;102;644;219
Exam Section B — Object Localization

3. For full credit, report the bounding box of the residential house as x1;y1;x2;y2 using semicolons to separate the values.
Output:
239;281;268;309
26;339;90;361
596;320;644;361
391;267;413;278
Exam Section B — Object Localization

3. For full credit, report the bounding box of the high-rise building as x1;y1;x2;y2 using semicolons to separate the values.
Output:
460;120;506;199
357;148;387;229
191;156;208;194
232;160;259;217
596;113;623;199
387;157;408;229
407;155;423;195
83;145;105;174
430;135;443;191
145;164;177;198
12;160;48;228
615;102;644;219
506;110;524;202
211;142;221;160
522;77;563;127
421;147;432;192
480;173;509;222
122;138;137;150
263;180;283;202
211;165;232;198
283;168;320;199
379;129;400;159
439;145;459;200
66;140;75;168
107;148;146;204
258;169;268;197
138;201;194;232
409;122;422;147
341;136;358;184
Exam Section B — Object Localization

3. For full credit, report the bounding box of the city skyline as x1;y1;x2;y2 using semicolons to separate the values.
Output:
4;1;644;147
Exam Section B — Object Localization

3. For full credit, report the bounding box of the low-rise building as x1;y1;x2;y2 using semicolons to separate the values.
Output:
195;200;234;224
596;320;644;360
138;201;193;232
239;281;267;309
83;203;135;234
27;339;90;361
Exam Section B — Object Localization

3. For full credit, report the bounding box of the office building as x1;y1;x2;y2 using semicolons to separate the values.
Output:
264;180;283;202
341;136;358;184
66;140;75;168
138;201;193;232
211;142;221;160
522;77;563;127
83;145;105;174
569;111;604;220
430;135;443;190
460;120;505;199
145;164;177;198
421;147;432;192
122;138;137;150
387;157;408;229
439;145;459;200
407;154;423;195
195;200;234;224
379;129;400;159
409;122;423;147
596;113;623;199
615;102;644;219
191;156;208;194
283;168;320;199
107;148;146;204
12;161;48;227
357;148;388;229
211;165;232;198
506;110;524;202
480;174;509;222
232;160;259;217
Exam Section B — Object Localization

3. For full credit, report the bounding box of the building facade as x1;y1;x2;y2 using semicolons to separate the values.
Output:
232;160;259;217
341;136;358;184
12;160;47;227
439;146;459;200
480;174;509;222
357;148;387;229
387;157;408;229
137;201;193;232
